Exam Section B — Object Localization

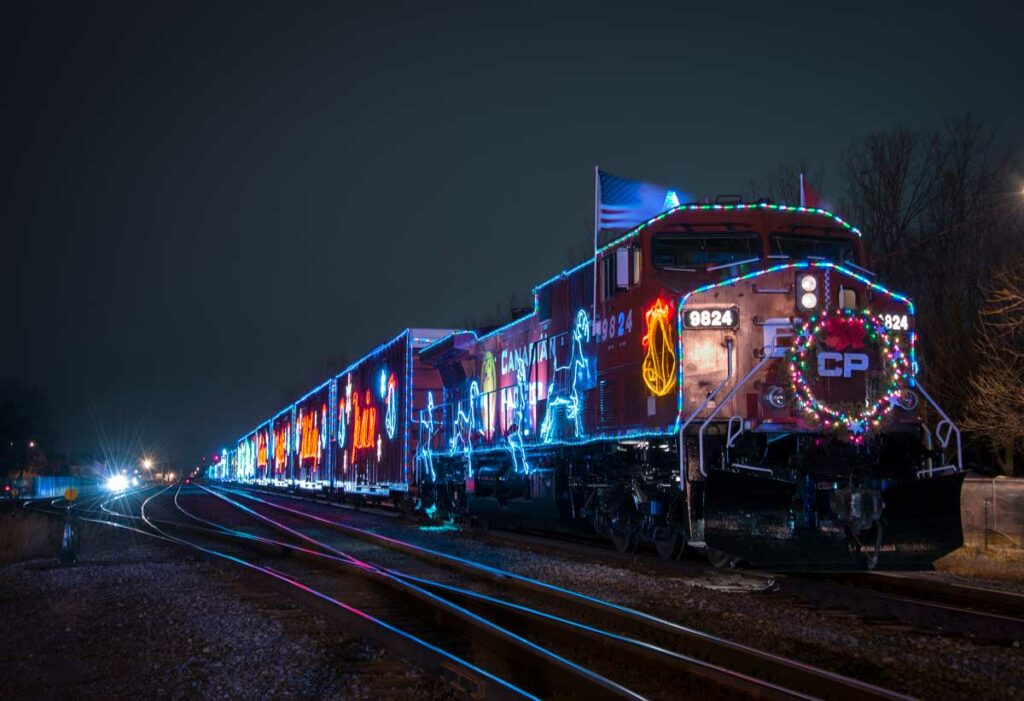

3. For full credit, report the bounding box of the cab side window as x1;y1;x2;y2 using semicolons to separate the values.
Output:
602;245;642;300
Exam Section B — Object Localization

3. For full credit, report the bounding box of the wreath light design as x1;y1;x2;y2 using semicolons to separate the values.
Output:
788;308;912;442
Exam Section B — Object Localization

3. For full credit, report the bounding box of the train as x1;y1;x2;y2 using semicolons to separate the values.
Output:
214;199;965;570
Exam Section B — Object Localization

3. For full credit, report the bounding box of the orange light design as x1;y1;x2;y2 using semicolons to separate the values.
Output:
641;297;677;397
352;389;378;460
273;423;289;473
256;430;268;468
299;408;321;463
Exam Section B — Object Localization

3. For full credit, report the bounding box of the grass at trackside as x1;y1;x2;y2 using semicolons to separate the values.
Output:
935;540;1024;584
0;507;63;563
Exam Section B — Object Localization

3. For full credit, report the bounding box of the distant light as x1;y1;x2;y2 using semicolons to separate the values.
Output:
142;458;153;469
28;441;36;449
131;476;140;486
106;475;129;492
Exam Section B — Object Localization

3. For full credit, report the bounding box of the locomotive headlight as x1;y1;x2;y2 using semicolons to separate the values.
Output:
764;385;788;409
799;292;818;310
799;274;818;292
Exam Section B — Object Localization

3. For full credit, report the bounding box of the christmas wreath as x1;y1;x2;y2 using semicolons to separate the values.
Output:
787;308;912;441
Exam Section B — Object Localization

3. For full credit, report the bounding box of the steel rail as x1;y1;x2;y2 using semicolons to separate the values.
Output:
213;484;911;701
134;485;539;701
188;484;646;700
774;572;1024;643
453;517;1024;646
188;485;813;700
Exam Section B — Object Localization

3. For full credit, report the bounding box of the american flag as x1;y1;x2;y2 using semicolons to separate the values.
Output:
596;169;687;232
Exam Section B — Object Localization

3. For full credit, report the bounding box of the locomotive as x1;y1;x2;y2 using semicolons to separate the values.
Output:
220;200;965;570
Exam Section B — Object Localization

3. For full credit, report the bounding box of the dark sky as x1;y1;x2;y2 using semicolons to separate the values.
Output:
2;1;1020;466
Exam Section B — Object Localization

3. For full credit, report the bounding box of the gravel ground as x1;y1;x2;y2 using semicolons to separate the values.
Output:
0;515;453;700
35;485;1017;700
231;488;1024;701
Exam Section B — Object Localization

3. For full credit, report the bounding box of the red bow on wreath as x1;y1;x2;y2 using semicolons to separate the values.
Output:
822;316;866;351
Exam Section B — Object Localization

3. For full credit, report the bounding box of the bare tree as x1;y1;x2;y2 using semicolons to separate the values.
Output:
841;127;936;268
839;115;1024;430
963;259;1024;474
747;159;826;206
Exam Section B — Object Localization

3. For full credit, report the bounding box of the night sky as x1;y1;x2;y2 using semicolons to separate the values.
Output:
2;1;1020;465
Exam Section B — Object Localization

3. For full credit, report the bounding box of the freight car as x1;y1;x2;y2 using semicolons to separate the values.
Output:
222;200;964;570
233;329;452;506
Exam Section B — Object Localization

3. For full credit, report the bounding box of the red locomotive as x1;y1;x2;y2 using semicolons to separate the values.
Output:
225;200;964;570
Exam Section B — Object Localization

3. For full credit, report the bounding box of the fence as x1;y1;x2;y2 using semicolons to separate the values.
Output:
961;476;1024;551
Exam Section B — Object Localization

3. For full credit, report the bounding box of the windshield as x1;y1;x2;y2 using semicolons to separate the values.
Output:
769;234;859;264
652;232;761;270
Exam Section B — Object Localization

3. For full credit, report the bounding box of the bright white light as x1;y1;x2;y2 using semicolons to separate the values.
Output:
142;458;153;469
800;292;818;309
131;476;140;486
800;275;817;292
106;474;129;492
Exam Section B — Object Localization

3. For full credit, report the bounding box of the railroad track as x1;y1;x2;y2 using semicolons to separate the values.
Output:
34;484;788;699
777;572;1024;643
200;483;909;700
150;484;1024;646
402;506;1024;645
49;485;538;700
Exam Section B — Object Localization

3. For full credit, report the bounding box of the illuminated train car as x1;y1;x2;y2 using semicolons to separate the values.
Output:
271;409;291;486
294;381;330;488
419;202;964;570
330;329;450;500
237;431;257;482
232;329;451;501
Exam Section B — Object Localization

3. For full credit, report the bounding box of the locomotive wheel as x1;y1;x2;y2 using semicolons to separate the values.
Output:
611;529;640;554
706;547;738;569
653;526;686;560
609;511;641;553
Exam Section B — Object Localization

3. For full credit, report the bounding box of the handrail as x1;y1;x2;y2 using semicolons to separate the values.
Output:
697;350;776;476
677;339;734;483
914;382;963;473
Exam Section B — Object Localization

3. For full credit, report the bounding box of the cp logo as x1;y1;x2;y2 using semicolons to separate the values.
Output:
818;352;869;378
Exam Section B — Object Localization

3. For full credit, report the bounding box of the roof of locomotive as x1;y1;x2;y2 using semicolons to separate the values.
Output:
532;199;860;292
419;203;865;360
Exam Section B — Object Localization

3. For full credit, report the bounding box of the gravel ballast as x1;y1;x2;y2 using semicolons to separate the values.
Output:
231;488;1024;701
0;516;452;700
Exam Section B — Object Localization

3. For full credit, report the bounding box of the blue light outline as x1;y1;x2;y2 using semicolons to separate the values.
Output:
540;309;591;444
673;260;917;425
449;381;479;472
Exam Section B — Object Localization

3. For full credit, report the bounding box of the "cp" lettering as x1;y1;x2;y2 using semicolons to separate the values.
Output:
818;352;869;378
